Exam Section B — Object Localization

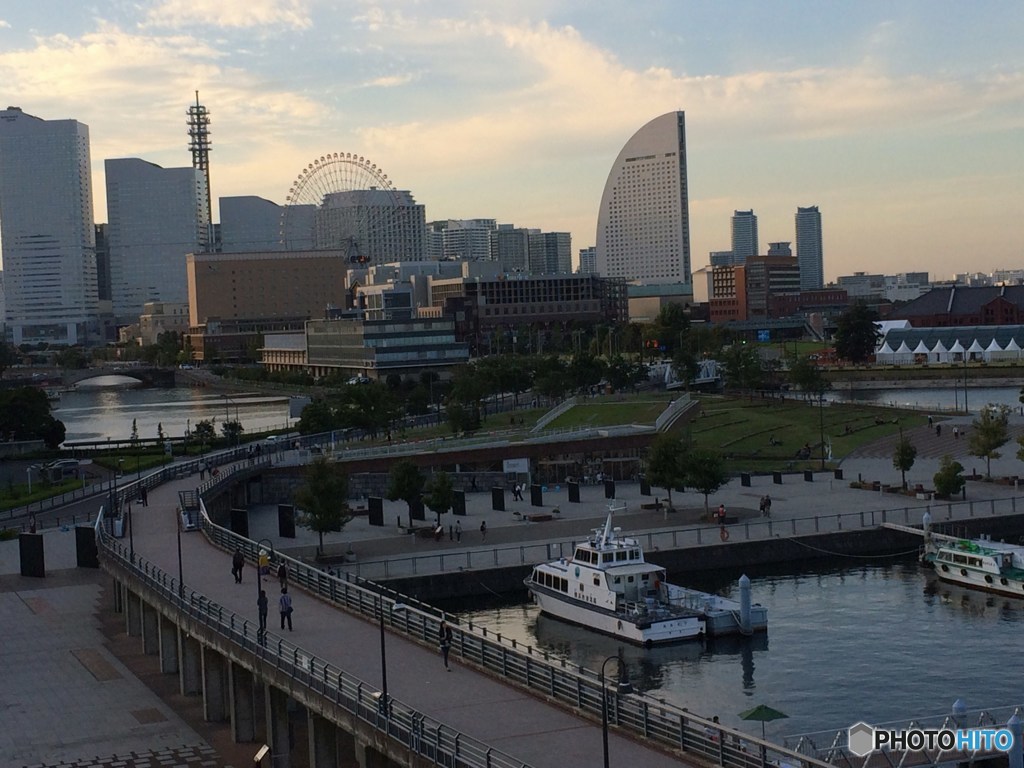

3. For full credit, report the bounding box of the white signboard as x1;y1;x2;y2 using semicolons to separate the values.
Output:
503;458;529;474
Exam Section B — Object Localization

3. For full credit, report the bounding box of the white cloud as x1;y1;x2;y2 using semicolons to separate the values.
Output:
361;73;418;89
0;20;11;29
145;0;312;30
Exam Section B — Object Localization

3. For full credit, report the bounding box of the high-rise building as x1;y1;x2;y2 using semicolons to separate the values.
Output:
528;232;571;275
596;111;691;283
578;246;597;275
314;189;426;264
490;225;532;273
795;205;823;290
709;250;738;267
0;107;99;345
105;158;209;319
426;219;496;262
219;195;311;253
730;210;758;264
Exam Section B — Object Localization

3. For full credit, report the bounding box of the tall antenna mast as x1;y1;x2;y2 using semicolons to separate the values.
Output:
187;91;213;248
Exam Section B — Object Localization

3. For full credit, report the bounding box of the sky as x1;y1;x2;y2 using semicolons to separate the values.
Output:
0;1;1021;282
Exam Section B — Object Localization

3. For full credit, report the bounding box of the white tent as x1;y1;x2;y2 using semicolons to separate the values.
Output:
893;341;914;365
948;340;965;361
985;338;1003;361
912;340;931;355
931;339;949;363
1001;338;1022;360
967;339;985;357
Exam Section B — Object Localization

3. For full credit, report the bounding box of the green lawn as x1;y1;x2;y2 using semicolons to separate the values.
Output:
541;391;927;473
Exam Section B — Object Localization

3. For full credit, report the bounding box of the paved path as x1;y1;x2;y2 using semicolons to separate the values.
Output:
7;420;1024;768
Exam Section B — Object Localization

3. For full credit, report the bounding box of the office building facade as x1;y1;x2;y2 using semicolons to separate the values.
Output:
730;210;758;265
795;205;824;290
596;111;691;283
105;158;209;319
426;219;495;262
528;231;572;275
0;107;99;345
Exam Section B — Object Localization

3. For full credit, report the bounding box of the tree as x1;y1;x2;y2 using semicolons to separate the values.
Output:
423;470;455;525
221;419;243;445
0;342;19;378
193;419;215;443
834;302;880;364
293;457;351;555
720;343;762;393
788;354;831;399
684;448;729;518
892;431;917;489
386;459;425;519
970;404;1010;478
933;455;966;499
645;434;688;510
298;399;337;435
0;387;66;448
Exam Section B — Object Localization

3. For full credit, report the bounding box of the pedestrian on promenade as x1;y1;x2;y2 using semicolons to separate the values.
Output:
936;424;942;437
439;620;453;670
277;560;288;588
232;548;245;583
954;426;959;440
279;587;293;631
764;495;772;517
455;521;462;542
480;520;487;541
759;496;767;517
928;415;933;427
140;486;148;506
717;504;726;523
257;589;268;633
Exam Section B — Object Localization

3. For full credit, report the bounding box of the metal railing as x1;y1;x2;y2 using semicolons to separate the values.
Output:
341;494;1024;581
95;519;532;768
190;470;826;768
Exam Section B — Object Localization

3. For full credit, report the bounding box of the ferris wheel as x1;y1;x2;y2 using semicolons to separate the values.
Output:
280;152;405;262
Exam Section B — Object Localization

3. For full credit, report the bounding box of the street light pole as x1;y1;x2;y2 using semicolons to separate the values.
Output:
818;390;826;470
600;652;634;768
377;596;407;715
26;466;32;495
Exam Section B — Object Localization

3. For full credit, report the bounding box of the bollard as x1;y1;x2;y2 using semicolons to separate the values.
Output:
1008;713;1022;768
738;575;752;635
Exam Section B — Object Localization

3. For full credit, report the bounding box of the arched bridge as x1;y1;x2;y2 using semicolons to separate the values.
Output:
64;365;177;387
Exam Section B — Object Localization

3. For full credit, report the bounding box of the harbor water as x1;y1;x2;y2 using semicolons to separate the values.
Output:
453;559;1024;741
53;377;291;443
829;384;1022;413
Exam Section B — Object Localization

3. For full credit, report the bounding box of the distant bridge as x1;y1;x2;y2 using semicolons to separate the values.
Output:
64;365;177;388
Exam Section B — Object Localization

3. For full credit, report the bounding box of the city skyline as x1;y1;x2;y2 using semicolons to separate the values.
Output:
0;2;1021;282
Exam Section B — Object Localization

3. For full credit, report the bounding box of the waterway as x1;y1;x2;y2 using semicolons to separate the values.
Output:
53;377;292;443
454;559;1024;742
830;385;1022;413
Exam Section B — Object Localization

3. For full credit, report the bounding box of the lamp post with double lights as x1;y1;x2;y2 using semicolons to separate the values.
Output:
223;394;240;446
600;652;634;768
377;595;407;715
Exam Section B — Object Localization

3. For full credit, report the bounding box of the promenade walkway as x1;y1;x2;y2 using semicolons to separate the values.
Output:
6;412;1024;768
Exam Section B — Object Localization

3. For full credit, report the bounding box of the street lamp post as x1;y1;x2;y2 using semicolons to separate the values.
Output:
600;652;634;768
377;596;407;715
818;390;826;470
26;465;33;495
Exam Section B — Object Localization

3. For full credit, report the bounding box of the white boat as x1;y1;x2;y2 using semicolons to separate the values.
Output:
918;513;1024;598
525;512;767;646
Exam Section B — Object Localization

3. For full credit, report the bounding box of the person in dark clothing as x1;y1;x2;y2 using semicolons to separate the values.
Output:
257;589;268;632
140;486;148;506
439;620;453;670
279;587;293;631
232;548;245;583
277;561;288;588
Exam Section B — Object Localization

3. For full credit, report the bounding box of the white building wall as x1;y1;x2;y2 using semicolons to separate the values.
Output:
105;158;208;319
0;107;99;345
596;111;691;283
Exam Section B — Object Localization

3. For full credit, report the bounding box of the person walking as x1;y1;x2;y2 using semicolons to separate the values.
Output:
277;560;288;588
439;620;453;670
231;548;245;583
279;587;293;631
140;486;148;507
455;520;462;543
257;589;268;633
764;494;772;517
479;520;487;541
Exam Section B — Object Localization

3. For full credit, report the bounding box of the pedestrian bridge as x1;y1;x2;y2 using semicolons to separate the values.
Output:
91;457;827;768
64;365;176;387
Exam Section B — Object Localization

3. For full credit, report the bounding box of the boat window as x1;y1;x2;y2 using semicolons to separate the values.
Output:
613;577;621;584
560;577;567;592
627;576;635;583
630;549;639;560
602;553;614;564
544;573;551;588
615;551;627;562
593;576;601;586
574;548;588;562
